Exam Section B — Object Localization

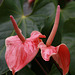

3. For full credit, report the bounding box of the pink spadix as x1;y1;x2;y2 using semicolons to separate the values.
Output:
5;16;46;75
38;5;70;75
10;15;25;43
46;5;60;46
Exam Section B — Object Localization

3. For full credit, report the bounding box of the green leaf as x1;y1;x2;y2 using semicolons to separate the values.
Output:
0;0;55;74
61;1;75;21
17;66;35;75
62;18;75;75
58;1;75;32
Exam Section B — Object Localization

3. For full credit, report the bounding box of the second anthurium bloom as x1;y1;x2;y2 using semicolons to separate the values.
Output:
38;5;70;75
5;16;46;75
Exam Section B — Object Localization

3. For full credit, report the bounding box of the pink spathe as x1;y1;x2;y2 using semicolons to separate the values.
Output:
38;42;70;75
5;15;46;75
5;31;46;74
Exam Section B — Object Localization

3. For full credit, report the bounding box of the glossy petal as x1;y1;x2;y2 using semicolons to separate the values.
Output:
5;31;46;74
53;44;70;75
38;42;57;61
38;42;70;75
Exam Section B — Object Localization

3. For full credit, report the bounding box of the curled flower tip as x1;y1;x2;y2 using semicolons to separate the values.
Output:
10;15;25;43
46;5;60;46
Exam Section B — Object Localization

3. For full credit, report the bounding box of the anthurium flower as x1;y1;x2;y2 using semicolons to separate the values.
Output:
38;5;70;75
5;15;46;75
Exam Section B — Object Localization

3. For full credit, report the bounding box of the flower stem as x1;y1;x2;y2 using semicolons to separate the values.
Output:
40;58;50;73
52;57;63;75
10;15;25;43
34;58;48;75
46;5;60;46
13;73;15;75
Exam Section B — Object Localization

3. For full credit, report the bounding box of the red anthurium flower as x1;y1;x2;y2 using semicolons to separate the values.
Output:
38;42;70;75
38;5;70;75
5;15;46;75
